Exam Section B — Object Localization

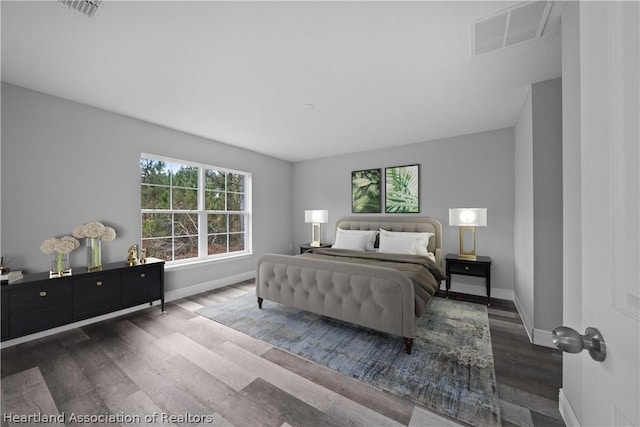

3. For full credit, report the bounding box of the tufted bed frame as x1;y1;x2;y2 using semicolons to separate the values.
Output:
256;215;443;354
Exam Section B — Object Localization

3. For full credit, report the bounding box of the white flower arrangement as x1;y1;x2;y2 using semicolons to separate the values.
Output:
41;235;80;277
73;221;117;241
40;236;80;255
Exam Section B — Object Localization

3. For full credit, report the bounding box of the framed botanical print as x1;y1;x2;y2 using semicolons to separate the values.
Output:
385;164;420;213
351;169;382;213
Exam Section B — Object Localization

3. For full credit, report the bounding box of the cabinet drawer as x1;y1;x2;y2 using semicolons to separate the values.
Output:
1;290;8;340
10;281;73;337
122;266;161;307
73;272;121;319
11;280;72;313
448;261;487;276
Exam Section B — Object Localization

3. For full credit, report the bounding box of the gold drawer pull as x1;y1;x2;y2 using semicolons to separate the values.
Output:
140;273;146;278
464;266;470;271
39;291;47;297
96;281;103;286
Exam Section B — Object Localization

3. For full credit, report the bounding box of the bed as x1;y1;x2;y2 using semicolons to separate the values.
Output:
255;215;446;354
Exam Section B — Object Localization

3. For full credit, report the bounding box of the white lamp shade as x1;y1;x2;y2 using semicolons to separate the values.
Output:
449;208;487;227
305;210;328;223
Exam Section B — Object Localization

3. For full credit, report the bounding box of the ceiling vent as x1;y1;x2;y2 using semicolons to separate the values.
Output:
59;0;102;17
471;1;553;56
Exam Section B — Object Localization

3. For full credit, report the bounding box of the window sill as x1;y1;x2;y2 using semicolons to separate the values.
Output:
164;252;253;272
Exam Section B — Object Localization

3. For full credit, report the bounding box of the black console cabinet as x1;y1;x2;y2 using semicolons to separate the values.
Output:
1;259;164;342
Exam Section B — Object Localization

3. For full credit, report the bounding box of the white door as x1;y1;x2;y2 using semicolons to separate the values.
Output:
560;2;639;426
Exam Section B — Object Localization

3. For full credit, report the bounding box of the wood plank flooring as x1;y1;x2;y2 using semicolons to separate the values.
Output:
443;292;564;427
1;281;564;427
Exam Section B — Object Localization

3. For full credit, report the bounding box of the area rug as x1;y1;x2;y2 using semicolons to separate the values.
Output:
196;294;501;427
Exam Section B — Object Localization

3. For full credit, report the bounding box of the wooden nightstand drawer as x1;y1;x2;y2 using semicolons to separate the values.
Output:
448;261;486;276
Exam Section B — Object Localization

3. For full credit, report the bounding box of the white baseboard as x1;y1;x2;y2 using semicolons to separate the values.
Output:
559;388;581;427
512;296;558;348
513;294;534;343
533;328;558;348
165;270;255;302
0;271;255;349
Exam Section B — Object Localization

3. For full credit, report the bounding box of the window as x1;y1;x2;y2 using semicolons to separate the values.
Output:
140;154;251;264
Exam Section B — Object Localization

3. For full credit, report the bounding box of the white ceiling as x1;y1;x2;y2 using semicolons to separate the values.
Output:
1;1;562;162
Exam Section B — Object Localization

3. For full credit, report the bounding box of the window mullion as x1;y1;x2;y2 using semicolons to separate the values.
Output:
171;211;176;262
198;166;207;259
226;211;230;253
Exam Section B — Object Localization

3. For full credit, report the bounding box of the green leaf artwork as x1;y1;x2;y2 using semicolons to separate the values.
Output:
351;169;382;213
385;165;419;213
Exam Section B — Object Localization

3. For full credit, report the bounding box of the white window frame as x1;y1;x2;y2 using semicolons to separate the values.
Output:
141;153;252;267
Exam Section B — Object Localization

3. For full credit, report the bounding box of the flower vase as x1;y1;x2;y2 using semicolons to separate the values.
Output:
50;252;71;278
86;237;102;272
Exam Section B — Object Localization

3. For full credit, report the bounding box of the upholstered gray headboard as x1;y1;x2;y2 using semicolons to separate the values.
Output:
335;215;443;266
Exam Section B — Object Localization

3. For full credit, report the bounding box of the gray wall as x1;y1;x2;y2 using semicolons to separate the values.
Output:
514;88;535;330
292;128;516;298
532;78;563;333
1;83;530;303
513;78;563;343
1;83;293;294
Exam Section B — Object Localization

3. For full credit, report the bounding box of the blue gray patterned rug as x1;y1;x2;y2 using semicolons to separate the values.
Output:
197;294;500;427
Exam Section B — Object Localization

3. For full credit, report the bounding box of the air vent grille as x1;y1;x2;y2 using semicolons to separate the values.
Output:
472;1;552;56
59;0;102;17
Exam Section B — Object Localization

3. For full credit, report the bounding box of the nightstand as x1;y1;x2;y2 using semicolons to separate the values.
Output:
445;253;492;305
300;243;332;254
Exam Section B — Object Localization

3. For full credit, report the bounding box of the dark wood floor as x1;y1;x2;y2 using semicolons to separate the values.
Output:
1;282;564;427
441;291;564;427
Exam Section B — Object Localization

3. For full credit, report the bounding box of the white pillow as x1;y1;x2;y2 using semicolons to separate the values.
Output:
335;228;378;251
379;229;434;256
332;232;369;251
378;234;417;254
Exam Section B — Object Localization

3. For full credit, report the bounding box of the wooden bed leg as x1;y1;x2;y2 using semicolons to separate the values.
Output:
257;297;263;309
404;338;413;354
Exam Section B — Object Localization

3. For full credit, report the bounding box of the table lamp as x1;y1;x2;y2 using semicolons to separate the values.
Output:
449;208;487;260
305;210;328;247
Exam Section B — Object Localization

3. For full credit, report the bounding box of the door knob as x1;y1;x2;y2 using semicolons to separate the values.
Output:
552;326;607;362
